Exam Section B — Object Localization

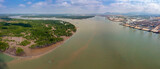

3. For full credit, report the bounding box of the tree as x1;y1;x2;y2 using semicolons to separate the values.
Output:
0;41;9;52
16;47;24;55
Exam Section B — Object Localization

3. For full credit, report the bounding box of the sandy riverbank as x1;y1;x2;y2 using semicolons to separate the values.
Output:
7;36;73;64
5;36;70;57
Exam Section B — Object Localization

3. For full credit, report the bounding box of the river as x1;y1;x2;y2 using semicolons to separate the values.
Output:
1;16;160;69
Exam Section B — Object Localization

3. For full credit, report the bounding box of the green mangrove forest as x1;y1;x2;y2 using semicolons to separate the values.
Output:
0;18;76;55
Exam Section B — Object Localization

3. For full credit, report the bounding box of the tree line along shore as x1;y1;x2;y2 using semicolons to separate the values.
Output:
0;17;76;56
22;15;95;19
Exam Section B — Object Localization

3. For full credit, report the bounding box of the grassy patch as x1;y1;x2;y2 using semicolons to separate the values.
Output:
16;47;24;55
0;41;9;52
19;40;31;46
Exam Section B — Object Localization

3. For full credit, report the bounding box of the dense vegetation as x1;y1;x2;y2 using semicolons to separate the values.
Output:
0;41;9;52
0;18;76;51
19;40;31;46
22;15;95;19
16;47;24;55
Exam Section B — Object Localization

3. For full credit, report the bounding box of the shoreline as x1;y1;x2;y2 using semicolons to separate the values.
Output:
106;17;160;33
120;23;160;33
5;36;69;57
4;17;78;64
7;35;75;64
106;16;160;33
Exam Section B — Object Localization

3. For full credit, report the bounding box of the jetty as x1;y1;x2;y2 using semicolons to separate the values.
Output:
120;23;160;33
151;25;160;33
108;15;160;33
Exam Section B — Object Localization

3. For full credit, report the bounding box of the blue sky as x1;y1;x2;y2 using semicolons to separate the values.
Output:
0;0;160;14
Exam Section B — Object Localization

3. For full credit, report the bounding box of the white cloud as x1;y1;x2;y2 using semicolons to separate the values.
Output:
0;0;5;8
59;2;70;7
104;0;160;14
70;0;101;5
0;4;5;8
0;0;4;2
30;0;107;14
31;2;48;8
19;4;26;7
3;0;160;14
27;2;32;5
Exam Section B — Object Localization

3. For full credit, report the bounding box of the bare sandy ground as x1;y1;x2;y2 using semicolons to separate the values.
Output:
7;36;72;64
